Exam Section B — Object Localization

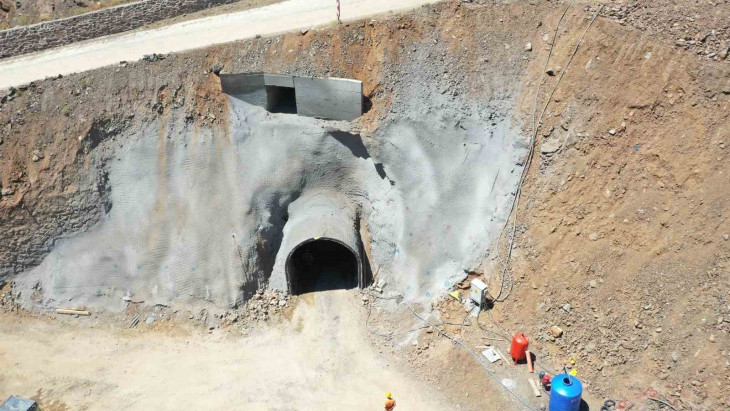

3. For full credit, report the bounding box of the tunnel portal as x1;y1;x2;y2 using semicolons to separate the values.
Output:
286;238;359;295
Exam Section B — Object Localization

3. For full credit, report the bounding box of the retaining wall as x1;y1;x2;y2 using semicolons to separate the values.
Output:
294;76;363;121
0;0;243;59
220;72;364;121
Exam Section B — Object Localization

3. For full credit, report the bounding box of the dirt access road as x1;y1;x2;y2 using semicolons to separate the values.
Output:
0;0;438;90
0;289;459;410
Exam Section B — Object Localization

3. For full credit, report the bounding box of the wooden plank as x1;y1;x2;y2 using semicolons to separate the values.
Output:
528;378;542;397
56;308;91;316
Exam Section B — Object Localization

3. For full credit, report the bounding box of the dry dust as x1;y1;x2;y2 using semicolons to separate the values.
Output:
0;289;455;410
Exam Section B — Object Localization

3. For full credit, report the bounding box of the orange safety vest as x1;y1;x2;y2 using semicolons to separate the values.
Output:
385;398;396;410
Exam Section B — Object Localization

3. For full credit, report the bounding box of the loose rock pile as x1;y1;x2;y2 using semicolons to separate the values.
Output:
0;281;18;312
219;289;290;327
127;289;291;331
593;2;730;61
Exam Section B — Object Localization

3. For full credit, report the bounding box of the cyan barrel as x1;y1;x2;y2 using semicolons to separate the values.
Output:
549;374;583;411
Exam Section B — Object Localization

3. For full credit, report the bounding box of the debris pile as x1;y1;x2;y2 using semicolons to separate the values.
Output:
0;281;18;312
141;53;166;63
594;2;730;60
122;289;291;331
221;289;290;326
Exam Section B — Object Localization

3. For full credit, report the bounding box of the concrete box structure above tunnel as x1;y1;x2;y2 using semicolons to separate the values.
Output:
264;73;295;88
220;72;363;121
292;76;363;121
219;72;267;107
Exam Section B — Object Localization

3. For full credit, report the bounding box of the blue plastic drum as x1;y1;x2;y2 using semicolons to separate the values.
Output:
549;374;583;411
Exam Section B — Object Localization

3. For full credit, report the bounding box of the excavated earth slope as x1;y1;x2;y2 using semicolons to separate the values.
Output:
1;0;729;408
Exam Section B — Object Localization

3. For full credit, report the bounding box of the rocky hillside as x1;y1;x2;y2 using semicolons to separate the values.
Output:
491;3;730;409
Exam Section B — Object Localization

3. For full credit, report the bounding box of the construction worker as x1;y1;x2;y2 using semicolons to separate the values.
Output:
385;391;396;410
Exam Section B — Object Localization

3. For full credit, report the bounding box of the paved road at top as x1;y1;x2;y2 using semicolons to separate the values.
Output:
0;0;436;89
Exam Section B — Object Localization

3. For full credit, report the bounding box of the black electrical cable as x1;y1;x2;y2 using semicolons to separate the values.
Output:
360;290;472;337
476;308;511;342
403;300;538;411
360;289;537;410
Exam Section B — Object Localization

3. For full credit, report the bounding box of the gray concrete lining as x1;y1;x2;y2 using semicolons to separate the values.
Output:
294;76;363;93
15;100;390;308
220;72;363;121
219;72;267;107
293;76;362;121
264;73;295;88
14;68;526;310
270;192;364;294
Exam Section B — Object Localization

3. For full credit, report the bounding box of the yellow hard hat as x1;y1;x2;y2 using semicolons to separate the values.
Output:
386;391;392;399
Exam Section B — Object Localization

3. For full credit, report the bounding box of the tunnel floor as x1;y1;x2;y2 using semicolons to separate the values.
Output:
286;239;358;295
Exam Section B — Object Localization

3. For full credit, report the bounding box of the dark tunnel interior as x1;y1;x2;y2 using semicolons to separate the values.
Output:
286;239;358;295
265;85;297;114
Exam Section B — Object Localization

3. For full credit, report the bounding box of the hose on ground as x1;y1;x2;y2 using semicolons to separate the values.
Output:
360;290;537;410
492;3;604;303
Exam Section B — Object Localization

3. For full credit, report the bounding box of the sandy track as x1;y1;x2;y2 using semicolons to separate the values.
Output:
0;289;452;410
0;0;438;89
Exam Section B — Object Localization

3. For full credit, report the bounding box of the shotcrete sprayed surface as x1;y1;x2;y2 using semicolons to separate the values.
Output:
17;94;524;309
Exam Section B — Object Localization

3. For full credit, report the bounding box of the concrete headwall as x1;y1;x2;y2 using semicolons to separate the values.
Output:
0;0;244;59
294;77;363;121
219;72;267;107
220;73;364;121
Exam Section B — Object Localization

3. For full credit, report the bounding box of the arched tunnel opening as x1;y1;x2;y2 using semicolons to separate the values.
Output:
285;238;360;295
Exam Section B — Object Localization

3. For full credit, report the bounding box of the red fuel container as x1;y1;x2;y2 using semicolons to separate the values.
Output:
510;333;529;363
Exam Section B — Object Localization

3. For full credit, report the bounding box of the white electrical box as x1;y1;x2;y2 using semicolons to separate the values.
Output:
469;278;488;307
